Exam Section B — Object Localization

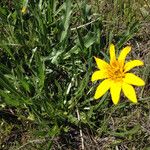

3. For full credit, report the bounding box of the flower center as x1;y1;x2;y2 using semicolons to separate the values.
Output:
107;60;125;81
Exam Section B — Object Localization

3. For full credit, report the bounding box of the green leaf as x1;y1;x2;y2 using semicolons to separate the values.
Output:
76;28;85;49
0;90;20;106
84;32;97;48
109;125;140;138
0;71;22;97
35;53;45;91
20;79;30;92
54;80;63;99
0;64;11;74
60;0;72;42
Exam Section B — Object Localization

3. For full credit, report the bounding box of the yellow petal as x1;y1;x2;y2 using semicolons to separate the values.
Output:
94;79;111;99
109;44;116;62
124;60;144;72
110;81;122;105
94;56;109;70
91;70;107;82
124;73;145;86
118;46;131;63
21;6;27;14
122;83;137;103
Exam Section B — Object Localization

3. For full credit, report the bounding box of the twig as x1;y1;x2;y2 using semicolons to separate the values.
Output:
70;18;116;31
76;107;84;150
71;18;99;31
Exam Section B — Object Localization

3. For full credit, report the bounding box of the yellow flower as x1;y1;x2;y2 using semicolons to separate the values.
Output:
21;6;27;14
21;0;28;14
91;44;145;105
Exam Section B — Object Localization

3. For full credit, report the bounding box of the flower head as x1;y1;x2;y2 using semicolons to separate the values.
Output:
91;44;145;105
21;6;27;14
21;0;28;14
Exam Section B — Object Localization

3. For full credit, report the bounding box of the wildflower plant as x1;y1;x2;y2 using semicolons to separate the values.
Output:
0;0;149;149
91;44;145;105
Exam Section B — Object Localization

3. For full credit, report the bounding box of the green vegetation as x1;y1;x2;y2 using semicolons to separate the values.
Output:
0;0;150;149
